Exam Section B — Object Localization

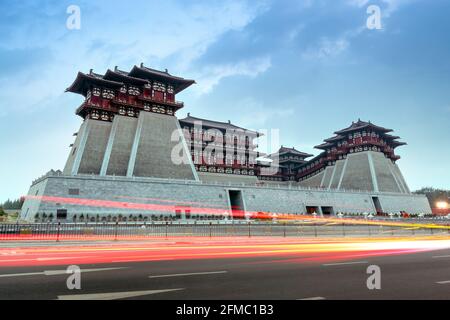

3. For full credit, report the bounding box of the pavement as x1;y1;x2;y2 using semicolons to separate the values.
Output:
1;236;450;300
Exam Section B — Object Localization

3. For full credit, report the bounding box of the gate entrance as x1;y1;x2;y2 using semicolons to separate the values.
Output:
306;206;320;215
321;206;334;215
228;190;245;219
372;197;383;215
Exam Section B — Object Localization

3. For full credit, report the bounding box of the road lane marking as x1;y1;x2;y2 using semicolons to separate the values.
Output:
57;288;184;300
432;255;450;259
0;272;43;278
0;267;127;278
149;271;228;279
436;280;450;285
322;261;369;267
297;297;326;300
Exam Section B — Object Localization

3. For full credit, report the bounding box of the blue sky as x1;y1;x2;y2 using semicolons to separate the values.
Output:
1;0;449;202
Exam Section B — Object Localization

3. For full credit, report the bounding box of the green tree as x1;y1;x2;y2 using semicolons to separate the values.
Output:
1;198;24;210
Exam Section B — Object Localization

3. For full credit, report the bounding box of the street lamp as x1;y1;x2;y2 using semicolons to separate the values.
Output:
436;201;449;210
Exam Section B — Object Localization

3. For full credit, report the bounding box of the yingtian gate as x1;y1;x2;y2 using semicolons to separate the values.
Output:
20;64;431;222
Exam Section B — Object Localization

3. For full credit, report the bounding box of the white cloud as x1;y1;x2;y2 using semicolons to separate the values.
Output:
346;0;416;17
381;0;415;17
302;37;350;60
347;0;370;7
0;0;270;115
192;56;272;95
232;96;296;129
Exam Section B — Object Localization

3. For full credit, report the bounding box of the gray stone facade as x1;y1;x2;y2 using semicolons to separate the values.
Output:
64;113;198;181
299;151;413;194
31;109;430;223
20;173;431;222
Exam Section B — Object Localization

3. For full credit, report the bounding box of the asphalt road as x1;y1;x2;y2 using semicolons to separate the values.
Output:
1;238;450;300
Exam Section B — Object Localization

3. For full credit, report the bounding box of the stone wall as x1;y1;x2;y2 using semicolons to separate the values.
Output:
132;112;197;180
20;174;432;221
63;121;86;175
320;167;334;188
198;172;259;184
299;171;324;188
105;116;138;176
340;152;374;191
78;120;112;175
298;151;411;195
372;151;401;193
62;113;197;180
329;159;345;189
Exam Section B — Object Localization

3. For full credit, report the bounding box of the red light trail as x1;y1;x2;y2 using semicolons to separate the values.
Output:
1;236;450;268
24;195;450;230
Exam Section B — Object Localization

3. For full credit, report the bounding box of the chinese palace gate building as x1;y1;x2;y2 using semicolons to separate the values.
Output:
21;64;431;222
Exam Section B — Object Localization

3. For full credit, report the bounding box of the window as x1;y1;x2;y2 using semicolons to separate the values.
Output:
68;188;80;196
57;209;68;220
153;82;166;92
128;86;140;96
91;110;100;120
101;112;109;121
92;87;101;96
102;89;115;99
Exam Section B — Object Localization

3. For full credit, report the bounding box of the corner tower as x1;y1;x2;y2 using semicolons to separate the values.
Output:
297;120;410;193
63;64;198;180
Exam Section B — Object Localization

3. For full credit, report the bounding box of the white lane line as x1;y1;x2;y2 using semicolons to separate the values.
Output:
432;255;450;259
297;297;326;300
322;261;369;267
45;267;128;276
0;272;43;278
149;271;228;279
57;288;184;300
0;267;127;278
436;280;450;285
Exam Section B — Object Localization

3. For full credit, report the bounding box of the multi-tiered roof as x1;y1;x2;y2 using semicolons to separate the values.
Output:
297;120;407;181
179;114;261;177
259;146;313;182
66;64;195;121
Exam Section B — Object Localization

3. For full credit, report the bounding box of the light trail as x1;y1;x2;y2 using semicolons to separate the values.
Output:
23;195;450;231
1;236;450;268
